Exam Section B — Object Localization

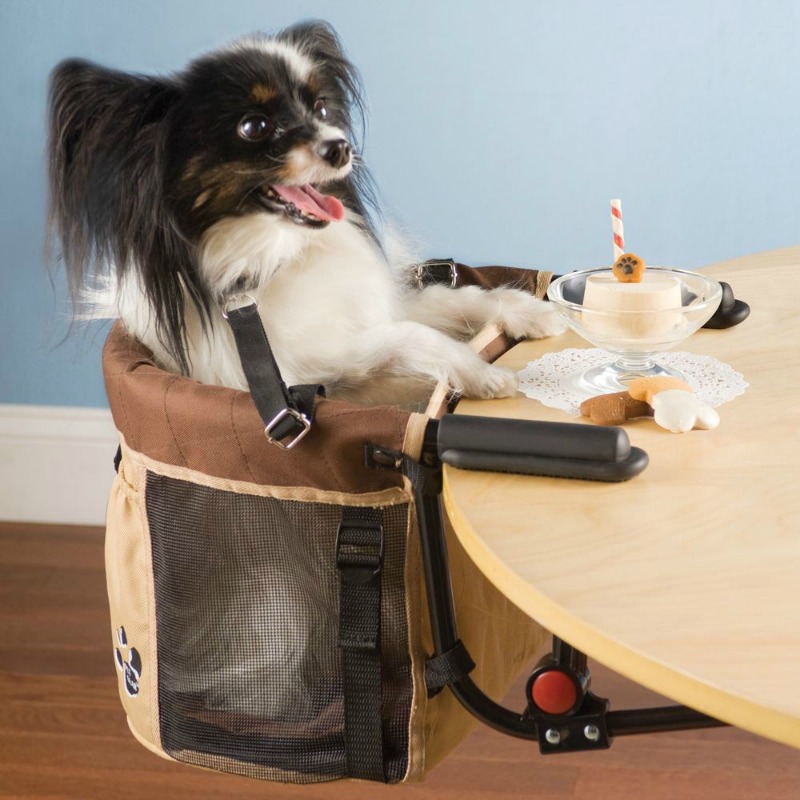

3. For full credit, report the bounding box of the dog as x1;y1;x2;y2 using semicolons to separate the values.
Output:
48;20;564;411
47;21;564;725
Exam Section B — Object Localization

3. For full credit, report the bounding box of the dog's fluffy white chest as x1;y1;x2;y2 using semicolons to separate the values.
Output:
172;215;402;391
262;220;399;344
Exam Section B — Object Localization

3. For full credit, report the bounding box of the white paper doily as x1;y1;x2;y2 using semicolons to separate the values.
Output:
517;348;749;416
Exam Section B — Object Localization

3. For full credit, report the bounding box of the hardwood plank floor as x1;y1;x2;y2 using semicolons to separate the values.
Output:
1;521;798;799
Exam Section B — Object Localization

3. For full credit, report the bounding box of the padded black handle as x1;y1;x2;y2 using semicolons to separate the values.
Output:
433;415;648;482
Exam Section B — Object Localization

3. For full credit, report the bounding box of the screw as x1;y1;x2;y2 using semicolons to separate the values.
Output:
584;724;601;742
545;728;561;745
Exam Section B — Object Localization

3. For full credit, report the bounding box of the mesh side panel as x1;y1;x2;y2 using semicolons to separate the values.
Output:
145;472;412;784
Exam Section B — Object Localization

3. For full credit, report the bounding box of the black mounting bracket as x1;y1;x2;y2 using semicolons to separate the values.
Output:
524;636;724;753
408;446;728;754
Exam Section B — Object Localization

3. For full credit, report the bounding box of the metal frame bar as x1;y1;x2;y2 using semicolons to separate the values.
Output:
411;459;728;753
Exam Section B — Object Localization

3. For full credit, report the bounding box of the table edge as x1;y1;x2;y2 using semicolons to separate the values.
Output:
442;477;800;747
442;247;800;747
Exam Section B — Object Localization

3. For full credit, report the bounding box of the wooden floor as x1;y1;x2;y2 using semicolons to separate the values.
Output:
1;522;798;799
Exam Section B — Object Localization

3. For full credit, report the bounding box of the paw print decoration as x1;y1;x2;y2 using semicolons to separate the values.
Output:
612;252;646;283
114;626;142;698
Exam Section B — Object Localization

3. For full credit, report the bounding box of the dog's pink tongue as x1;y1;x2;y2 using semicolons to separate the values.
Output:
273;184;345;222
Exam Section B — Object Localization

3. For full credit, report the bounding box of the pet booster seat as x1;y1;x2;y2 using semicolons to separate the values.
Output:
102;261;680;785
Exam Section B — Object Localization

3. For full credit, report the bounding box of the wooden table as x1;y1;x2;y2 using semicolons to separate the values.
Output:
443;246;800;749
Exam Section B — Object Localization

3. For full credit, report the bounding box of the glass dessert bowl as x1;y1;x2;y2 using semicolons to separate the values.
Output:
547;266;723;393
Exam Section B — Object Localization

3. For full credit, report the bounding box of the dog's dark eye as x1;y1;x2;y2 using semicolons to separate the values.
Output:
313;98;328;120
237;114;273;141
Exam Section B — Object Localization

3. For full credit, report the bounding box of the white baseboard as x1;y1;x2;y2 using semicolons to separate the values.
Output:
0;404;119;526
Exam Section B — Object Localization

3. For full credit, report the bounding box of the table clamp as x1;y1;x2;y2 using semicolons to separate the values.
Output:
524;636;723;753
403;414;727;755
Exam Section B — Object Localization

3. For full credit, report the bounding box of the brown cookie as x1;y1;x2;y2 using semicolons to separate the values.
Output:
612;252;646;283
579;391;652;425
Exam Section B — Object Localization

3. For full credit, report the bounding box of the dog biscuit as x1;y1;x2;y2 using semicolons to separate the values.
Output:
627;376;692;405
651;389;720;433
579;391;652;425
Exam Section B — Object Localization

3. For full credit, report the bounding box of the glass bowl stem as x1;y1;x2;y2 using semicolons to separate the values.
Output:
576;354;687;394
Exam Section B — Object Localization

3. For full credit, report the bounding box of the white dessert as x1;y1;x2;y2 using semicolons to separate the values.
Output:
582;272;683;339
651;389;720;433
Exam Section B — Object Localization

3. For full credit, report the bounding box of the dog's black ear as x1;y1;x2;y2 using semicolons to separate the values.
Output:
48;60;206;375
278;19;348;64
49;59;177;172
278;21;364;132
48;59;181;286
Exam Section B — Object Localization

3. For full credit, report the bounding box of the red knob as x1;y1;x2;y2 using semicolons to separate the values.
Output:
530;670;578;716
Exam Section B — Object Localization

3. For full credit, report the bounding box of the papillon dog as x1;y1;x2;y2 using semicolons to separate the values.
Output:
48;21;569;726
48;20;563;410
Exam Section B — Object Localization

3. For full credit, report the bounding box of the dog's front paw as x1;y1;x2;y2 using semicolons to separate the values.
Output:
521;301;569;339
459;364;518;399
494;291;568;340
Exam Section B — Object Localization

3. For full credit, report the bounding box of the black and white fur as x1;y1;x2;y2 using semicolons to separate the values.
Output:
48;23;564;722
48;21;563;410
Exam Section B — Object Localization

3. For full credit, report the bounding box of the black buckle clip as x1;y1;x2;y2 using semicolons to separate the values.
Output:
336;519;384;584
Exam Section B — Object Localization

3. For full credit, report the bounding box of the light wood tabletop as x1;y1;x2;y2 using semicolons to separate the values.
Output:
443;246;800;749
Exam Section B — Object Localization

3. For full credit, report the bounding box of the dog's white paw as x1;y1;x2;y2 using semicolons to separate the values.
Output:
458;363;518;399
493;291;568;340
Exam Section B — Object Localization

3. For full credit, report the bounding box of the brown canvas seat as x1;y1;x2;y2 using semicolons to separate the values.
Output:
101;263;554;783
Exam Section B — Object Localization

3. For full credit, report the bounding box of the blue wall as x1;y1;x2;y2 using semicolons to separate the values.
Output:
2;0;798;408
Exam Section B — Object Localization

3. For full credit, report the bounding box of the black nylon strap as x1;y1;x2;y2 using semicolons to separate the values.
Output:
224;301;322;448
424;639;476;696
336;506;386;782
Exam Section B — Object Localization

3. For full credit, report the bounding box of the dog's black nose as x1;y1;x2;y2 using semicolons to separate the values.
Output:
321;139;352;169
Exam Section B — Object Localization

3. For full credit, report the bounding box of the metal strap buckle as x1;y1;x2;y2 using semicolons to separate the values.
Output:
414;259;458;290
221;293;258;319
264;407;311;450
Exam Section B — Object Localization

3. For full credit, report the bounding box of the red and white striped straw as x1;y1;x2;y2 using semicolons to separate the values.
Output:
610;199;624;261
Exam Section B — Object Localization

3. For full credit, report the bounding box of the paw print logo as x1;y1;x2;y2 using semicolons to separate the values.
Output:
114;626;142;698
612;252;645;283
